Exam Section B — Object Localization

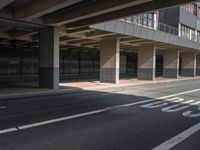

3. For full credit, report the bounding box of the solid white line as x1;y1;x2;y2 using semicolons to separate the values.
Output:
0;128;18;134
157;89;200;99
0;88;200;135
18;109;107;129
152;122;200;150
0;106;6;109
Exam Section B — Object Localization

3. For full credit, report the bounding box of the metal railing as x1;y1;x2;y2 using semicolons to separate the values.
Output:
121;16;200;42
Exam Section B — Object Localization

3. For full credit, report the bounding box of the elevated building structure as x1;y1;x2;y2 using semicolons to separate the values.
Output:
0;0;199;88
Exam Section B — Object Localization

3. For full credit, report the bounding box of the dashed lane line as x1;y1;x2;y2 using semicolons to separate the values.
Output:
0;88;200;135
0;106;6;109
0;128;18;134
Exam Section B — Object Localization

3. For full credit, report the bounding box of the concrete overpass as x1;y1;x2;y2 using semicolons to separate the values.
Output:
0;0;198;26
0;0;199;89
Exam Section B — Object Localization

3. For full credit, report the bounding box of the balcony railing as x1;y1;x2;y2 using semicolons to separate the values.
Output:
121;16;200;42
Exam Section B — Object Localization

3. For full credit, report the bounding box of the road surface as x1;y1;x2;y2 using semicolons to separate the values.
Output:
0;79;200;150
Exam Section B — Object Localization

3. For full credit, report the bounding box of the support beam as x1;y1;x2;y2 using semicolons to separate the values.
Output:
59;36;76;42
86;30;115;38
100;38;120;84
181;52;196;77
138;44;156;81
163;49;180;78
39;27;59;89
0;0;14;10
64;0;196;27
15;0;83;20
67;39;97;45
45;0;152;25
9;28;37;38
67;27;95;34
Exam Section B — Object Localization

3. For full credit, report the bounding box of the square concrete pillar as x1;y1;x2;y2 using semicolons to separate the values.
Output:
39;27;59;89
196;54;200;76
181;52;196;77
138;44;156;81
163;49;180;78
100;38;120;84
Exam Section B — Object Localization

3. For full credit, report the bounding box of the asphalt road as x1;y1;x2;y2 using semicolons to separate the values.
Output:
0;79;200;150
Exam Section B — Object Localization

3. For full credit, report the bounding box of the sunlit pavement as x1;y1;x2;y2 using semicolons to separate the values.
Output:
0;79;200;150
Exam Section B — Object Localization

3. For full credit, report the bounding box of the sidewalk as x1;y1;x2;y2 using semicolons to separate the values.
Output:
0;76;199;99
60;76;200;90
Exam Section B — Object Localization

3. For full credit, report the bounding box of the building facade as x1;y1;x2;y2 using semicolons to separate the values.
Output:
0;2;200;84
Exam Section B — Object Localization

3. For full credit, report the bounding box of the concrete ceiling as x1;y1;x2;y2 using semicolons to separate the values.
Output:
0;0;198;26
0;0;199;49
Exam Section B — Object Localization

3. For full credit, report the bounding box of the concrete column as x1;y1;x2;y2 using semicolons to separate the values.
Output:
163;49;180;78
100;38;120;84
138;44;156;81
39;27;59;89
181;52;196;77
196;54;200;76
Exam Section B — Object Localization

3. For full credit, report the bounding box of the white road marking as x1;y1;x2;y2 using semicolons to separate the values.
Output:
0;106;6;109
141;97;181;109
157;88;200;98
141;101;169;108
18;109;108;129
0;88;200;135
141;96;200;116
183;106;200;118
152;122;200;150
0;128;18;134
162;100;195;113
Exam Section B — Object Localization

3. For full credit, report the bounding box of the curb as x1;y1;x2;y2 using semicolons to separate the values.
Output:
0;77;199;99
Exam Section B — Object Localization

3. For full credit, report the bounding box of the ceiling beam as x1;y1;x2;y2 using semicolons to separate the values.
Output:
44;0;151;25
86;30;115;38
0;17;46;30
81;41;99;47
0;25;14;33
121;38;145;42
15;0;83;21
64;0;197;27
0;32;10;39
67;26;95;34
9;28;37;38
60;36;77;42
0;0;15;10
67;39;97;45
